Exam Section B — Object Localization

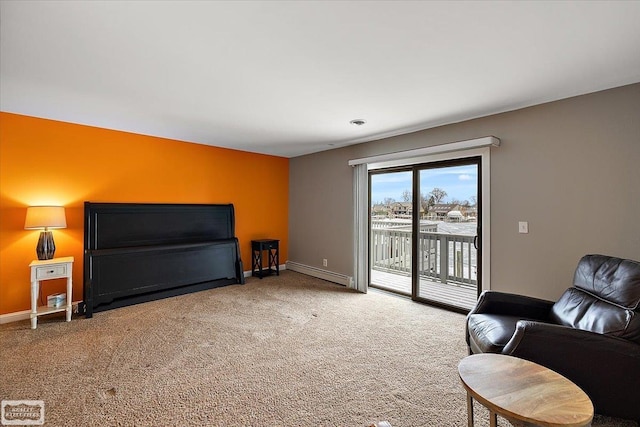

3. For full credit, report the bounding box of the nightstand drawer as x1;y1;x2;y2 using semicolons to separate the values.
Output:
35;264;67;280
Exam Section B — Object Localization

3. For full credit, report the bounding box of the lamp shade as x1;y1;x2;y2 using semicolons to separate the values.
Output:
24;206;67;230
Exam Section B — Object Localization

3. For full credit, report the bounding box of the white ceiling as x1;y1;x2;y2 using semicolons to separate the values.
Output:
2;1;640;158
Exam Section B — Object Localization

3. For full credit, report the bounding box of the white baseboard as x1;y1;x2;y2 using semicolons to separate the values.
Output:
0;301;83;325
285;261;353;287
0;309;30;324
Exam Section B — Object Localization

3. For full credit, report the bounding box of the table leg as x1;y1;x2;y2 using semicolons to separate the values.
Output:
65;274;72;322
466;392;474;427
489;410;497;427
30;280;39;329
274;247;279;275
252;250;263;279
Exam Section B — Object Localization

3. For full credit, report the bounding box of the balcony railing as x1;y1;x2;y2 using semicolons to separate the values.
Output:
371;227;477;287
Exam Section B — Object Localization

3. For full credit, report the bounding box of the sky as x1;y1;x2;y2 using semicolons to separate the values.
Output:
370;164;478;205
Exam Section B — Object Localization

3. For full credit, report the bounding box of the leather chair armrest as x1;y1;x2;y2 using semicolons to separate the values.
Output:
504;320;640;421
468;290;554;320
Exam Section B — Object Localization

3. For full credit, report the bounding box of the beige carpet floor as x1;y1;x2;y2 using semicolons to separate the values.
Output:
0;271;636;426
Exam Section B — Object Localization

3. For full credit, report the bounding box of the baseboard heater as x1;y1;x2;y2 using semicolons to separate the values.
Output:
285;261;353;287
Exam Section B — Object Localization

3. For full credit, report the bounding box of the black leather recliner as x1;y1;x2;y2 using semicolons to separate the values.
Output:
465;254;640;422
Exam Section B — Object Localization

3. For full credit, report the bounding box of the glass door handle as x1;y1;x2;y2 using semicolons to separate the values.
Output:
473;235;478;249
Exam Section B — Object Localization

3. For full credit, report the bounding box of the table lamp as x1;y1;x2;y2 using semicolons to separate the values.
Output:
24;206;67;260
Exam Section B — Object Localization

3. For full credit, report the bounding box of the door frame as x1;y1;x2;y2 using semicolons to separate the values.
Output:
367;146;492;298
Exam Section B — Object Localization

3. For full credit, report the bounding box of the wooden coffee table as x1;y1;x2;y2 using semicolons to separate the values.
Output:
458;354;593;427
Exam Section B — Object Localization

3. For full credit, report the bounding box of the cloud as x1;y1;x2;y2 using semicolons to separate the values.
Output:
458;174;473;181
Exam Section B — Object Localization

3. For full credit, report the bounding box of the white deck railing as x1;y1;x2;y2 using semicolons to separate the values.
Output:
371;227;477;287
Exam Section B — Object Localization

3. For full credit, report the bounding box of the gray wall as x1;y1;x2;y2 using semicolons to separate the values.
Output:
288;83;640;301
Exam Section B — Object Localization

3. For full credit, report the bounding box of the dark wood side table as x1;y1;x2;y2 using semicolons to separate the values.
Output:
251;239;279;279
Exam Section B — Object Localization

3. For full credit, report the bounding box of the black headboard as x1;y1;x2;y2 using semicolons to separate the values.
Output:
82;202;244;317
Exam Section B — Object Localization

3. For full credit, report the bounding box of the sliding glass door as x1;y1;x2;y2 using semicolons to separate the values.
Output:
369;158;481;311
415;160;480;309
370;170;413;295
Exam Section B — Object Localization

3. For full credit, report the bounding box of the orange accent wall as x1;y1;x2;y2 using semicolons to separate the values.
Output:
0;112;289;315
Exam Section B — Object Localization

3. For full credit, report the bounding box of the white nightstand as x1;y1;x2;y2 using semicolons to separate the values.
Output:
29;256;74;329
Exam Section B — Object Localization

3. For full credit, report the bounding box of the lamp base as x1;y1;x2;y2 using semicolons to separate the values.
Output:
36;231;56;260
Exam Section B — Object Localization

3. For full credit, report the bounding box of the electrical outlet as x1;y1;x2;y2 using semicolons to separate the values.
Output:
322;259;328;267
